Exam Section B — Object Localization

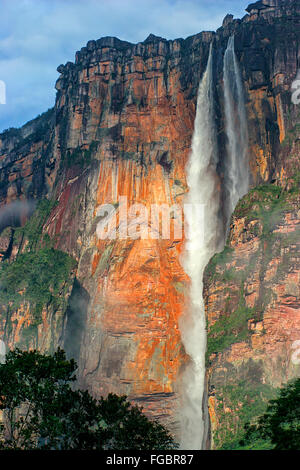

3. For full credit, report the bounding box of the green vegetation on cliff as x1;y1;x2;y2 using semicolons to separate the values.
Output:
213;381;277;450
0;247;76;322
240;378;300;450
233;183;293;236
16;198;57;249
212;378;300;450
206;179;299;362
60;140;99;169
0;199;77;341
206;295;255;359
206;176;300;450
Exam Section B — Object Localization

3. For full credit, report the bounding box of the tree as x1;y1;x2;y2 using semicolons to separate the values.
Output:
240;379;300;450
0;348;177;450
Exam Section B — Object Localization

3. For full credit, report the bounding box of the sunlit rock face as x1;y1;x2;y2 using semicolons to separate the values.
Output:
204;183;300;448
0;0;299;444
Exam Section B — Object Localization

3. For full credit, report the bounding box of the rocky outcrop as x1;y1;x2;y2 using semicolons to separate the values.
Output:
0;0;299;443
205;169;300;448
0;109;55;206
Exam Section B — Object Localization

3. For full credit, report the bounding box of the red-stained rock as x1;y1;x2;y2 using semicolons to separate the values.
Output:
0;0;299;443
205;189;300;448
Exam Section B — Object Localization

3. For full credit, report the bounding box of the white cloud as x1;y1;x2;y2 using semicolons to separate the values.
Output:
0;0;247;131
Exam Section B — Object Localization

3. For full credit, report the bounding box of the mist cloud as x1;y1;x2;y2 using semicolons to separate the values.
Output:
0;200;36;235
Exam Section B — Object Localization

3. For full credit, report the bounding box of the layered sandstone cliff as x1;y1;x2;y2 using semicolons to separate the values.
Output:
0;0;299;444
205;172;300;448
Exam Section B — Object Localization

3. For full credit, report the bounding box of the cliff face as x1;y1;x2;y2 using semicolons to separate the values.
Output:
0;0;299;442
205;176;300;448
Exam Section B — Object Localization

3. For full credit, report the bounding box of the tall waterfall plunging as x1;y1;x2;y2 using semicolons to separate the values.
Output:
179;44;222;450
179;36;249;449
223;35;250;224
0;339;6;364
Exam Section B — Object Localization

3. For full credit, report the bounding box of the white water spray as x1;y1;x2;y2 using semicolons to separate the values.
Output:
179;44;222;450
223;35;250;222
0;340;6;364
179;36;249;450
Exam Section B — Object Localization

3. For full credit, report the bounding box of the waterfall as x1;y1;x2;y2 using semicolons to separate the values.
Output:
179;43;222;450
0;339;6;364
223;35;250;225
179;36;249;450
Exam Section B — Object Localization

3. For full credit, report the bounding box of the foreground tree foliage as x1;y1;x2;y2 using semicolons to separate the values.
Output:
0;349;177;450
240;379;300;450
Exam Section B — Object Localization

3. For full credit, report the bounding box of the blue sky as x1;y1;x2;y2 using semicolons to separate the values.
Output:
0;0;249;132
